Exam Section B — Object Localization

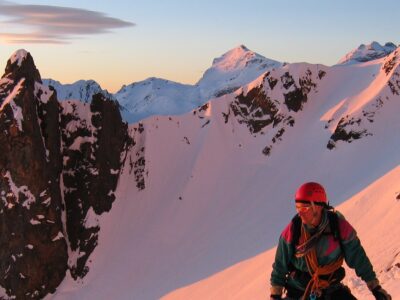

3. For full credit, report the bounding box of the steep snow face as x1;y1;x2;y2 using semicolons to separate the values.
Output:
114;77;201;123
326;48;400;149
338;41;397;65
42;79;111;103
197;45;282;99
48;50;400;300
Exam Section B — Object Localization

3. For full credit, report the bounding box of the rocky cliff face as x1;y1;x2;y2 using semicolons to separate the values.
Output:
60;95;131;278
225;64;326;156
0;50;68;299
0;50;131;299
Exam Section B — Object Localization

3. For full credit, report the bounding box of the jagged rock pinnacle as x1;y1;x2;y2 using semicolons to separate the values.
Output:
2;49;42;83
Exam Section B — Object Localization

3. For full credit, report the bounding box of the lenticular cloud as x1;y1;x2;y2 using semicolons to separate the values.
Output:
0;2;135;44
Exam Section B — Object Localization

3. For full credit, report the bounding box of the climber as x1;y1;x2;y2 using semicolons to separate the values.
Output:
270;182;391;300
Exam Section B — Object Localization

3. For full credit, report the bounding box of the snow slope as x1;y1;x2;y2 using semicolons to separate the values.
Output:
162;166;400;299
44;47;400;300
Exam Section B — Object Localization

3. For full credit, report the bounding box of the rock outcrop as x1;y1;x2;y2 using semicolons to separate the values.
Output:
60;95;131;278
0;50;68;299
225;65;326;156
0;50;131;298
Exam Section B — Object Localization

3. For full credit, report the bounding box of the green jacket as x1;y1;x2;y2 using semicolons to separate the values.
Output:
270;210;376;291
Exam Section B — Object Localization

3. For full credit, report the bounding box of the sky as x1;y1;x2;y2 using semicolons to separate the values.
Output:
0;0;399;93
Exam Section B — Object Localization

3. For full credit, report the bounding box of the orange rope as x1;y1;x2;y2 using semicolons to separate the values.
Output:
300;226;343;300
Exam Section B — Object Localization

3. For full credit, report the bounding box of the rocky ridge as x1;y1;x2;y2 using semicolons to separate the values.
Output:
338;41;397;64
224;64;327;156
42;79;112;103
0;50;131;299
0;50;67;299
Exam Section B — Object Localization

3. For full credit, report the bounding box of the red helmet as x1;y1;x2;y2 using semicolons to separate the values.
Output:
295;182;327;205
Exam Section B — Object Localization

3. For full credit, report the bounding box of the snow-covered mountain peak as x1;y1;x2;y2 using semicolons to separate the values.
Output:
211;44;278;72
43;78;111;103
115;77;179;101
44;45;284;123
197;45;282;99
338;41;397;65
114;77;201;123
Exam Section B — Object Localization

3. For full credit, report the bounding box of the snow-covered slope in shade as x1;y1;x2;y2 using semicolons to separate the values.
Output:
115;77;201;123
196;44;282;99
162;166;400;300
43;79;112;103
338;41;397;65
45;46;400;300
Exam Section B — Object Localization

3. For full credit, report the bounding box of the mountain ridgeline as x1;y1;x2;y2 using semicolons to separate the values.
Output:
0;50;132;298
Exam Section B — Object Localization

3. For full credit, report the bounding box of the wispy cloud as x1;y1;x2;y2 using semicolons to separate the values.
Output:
0;1;135;44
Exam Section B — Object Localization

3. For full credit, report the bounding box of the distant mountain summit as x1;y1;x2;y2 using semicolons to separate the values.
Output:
111;45;281;122
43;79;111;103
41;42;397;127
338;41;397;64
44;45;281;123
115;77;201;123
209;45;275;71
197;45;282;99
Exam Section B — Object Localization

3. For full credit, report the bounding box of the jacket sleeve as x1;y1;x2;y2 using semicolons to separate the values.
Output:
337;213;377;282
270;223;294;287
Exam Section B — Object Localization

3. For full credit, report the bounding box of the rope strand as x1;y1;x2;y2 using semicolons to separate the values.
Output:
299;222;344;300
295;215;329;257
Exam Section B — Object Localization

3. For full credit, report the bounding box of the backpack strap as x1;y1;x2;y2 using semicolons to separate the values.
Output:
287;214;302;272
326;210;344;253
291;214;302;252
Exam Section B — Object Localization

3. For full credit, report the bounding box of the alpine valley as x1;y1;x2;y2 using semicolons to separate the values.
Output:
0;42;399;300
